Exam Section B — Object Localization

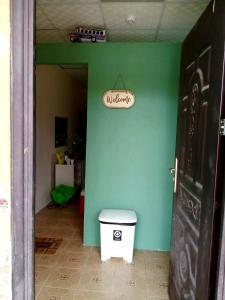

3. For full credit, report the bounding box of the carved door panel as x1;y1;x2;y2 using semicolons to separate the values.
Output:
169;2;225;300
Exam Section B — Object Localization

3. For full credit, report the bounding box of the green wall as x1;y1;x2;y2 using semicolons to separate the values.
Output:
36;43;181;250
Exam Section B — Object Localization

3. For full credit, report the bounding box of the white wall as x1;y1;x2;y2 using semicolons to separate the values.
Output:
35;65;81;213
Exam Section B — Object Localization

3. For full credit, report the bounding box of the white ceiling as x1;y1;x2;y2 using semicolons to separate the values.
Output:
36;0;210;43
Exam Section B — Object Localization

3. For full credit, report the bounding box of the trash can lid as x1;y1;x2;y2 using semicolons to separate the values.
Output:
99;209;137;224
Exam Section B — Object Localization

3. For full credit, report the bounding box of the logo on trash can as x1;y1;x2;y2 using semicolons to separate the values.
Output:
113;230;122;241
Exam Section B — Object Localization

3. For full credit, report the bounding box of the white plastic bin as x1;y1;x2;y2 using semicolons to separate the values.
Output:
99;209;137;263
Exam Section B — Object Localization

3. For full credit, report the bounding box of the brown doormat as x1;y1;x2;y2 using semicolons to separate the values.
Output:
35;237;63;254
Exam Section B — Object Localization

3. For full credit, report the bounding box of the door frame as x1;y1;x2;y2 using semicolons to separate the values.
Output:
216;166;225;299
11;0;35;299
216;57;225;300
10;0;225;299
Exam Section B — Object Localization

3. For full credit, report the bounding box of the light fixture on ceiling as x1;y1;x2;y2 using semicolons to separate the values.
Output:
126;15;136;25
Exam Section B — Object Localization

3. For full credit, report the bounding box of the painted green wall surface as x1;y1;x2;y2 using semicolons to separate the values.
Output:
36;43;181;250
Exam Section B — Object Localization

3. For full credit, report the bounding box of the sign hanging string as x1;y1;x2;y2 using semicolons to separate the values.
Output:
112;74;127;90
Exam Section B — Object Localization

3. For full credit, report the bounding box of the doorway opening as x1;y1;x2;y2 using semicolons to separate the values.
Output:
35;63;87;211
34;63;88;273
33;64;171;300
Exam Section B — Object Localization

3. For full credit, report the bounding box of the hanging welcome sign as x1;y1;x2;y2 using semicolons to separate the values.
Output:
102;74;135;109
102;90;135;109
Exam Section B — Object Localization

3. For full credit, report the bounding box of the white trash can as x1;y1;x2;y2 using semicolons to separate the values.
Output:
99;209;137;263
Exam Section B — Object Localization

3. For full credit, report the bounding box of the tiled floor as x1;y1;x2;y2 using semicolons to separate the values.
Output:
35;201;170;300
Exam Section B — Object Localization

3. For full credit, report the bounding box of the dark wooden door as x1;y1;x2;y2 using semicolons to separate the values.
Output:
169;1;225;299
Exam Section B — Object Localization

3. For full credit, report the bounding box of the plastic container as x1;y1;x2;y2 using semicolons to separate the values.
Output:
98;209;137;263
51;184;75;205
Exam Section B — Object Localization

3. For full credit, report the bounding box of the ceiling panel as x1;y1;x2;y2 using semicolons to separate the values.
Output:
39;3;104;30
102;2;163;29
58;30;71;42
157;29;189;42
36;5;55;29
108;29;156;42
36;1;210;43
37;0;100;3
102;0;163;2
167;0;209;2
36;30;65;43
161;2;208;29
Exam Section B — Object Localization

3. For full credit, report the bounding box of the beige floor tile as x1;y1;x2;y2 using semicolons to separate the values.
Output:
73;290;111;300
51;228;78;239
72;230;83;241
145;257;170;272
45;267;82;289
54;221;78;230
59;214;77;220
57;251;89;269
35;284;43;299
74;219;83;227
85;255;115;273
62;238;82;247
146;256;169;268
91;246;101;256
62;239;90;254
146;266;169;282
35;202;170;299
36;287;75;300
148;298;169;300
35;218;57;228
55;239;71;252
112;289;148;300
113;257;146;276
112;270;147;294
60;208;76;215
37;210;61;220
35;266;51;285
70;245;92;255
146;279;169;298
88;250;102;260
58;217;81;227
35;227;55;237
35;253;60;268
92;256;146;276
133;249;146;261
145;251;170;262
79;269;113;292
146;259;169;281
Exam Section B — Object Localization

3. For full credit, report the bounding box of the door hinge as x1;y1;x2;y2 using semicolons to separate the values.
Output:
220;119;225;136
